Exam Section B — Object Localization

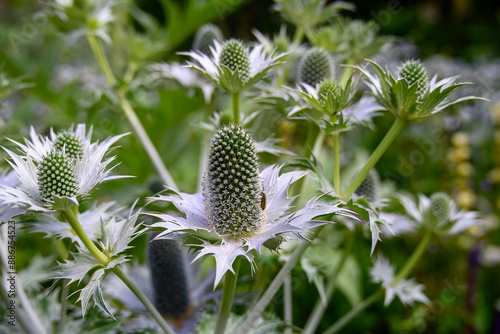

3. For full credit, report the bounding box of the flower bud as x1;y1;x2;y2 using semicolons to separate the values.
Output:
298;47;334;87
355;170;380;202
148;234;190;319
430;192;451;226
53;131;84;160
203;125;263;237
193;23;223;56
37;151;79;200
317;79;341;106
219;39;250;83
398;60;429;97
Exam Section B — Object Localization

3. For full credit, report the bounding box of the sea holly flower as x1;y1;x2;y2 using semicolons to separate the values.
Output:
353;59;486;121
149;125;353;286
0;124;126;212
298;47;335;87
397;193;483;235
179;39;287;93
370;256;430;306
193;23;224;56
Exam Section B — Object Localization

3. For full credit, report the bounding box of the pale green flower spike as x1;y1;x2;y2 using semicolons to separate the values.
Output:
219;40;251;84
298;47;334;87
353;59;487;122
193;23;223;56
38;151;79;201
53;131;84;160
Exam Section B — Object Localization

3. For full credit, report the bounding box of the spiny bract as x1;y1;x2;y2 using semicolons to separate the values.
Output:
430;192;451;225
53;131;84;160
193;23;223;56
398;60;429;97
317;79;341;106
148;234;190;319
298;47;334;87
203;124;263;237
37;151;79;200
219;39;250;83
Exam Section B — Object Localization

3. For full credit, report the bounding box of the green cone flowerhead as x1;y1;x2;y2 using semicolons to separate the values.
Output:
37;151;79;201
193;23;223;56
298;47;334;87
148;234;190;319
430;192;451;226
53;131;84;160
219;39;250;83
355;170;380;202
317;79;341;106
398;60;429;97
203;125;263;237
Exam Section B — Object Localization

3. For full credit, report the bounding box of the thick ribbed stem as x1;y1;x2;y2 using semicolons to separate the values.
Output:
215;257;242;334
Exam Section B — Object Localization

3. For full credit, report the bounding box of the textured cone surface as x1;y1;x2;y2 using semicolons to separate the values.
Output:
148;234;190;318
204;124;263;237
355;170;380;202
38;151;79;200
317;79;341;106
219;39;250;83
53;131;84;160
193;23;223;56
298;47;334;87
430;192;451;225
398;60;429;97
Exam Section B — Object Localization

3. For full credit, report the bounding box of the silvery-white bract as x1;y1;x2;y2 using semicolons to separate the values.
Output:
370;256;429;306
0;169;23;222
150;165;355;287
0;124;127;212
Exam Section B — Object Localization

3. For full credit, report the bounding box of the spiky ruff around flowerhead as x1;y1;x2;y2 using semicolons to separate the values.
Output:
203;125;263;237
430;192;451;229
148;233;190;319
37;151;79;201
317;79;341;106
219;39;250;83
193;23;223;56
398;60;429;97
298;47;334;87
53;131;84;160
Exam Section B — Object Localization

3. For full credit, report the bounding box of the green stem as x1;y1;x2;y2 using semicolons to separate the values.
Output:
302;232;354;334
293;26;305;45
57;280;69;334
298;132;325;207
117;90;178;191
61;209;109;266
322;231;433;334
215;257;242;334
112;266;176;334
86;34;116;87
343;118;406;199
232;91;240;125
239;239;314;334
333;133;341;195
284;274;293;334
86;33;178;191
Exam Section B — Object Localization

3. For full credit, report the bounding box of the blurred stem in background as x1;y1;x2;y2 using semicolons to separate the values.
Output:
323;230;433;334
86;33;178;191
233;91;240;125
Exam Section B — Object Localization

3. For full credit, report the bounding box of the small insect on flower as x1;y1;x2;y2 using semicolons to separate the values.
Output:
149;124;354;287
0;124;127;212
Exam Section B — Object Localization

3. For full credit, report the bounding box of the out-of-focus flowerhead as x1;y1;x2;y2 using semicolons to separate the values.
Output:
273;0;354;30
0;169;23;223
298;47;334;87
398;193;483;234
353;59;487;121
179;39;287;93
355;169;381;203
193;24;224;56
149;124;354;286
0;124;126;212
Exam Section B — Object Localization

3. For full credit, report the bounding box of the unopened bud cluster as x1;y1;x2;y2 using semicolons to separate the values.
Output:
299;47;334;87
317;79;341;106
193;23;223;56
430;192;451;228
398;60;429;97
53;131;84;160
219;39;250;83
203;125;263;237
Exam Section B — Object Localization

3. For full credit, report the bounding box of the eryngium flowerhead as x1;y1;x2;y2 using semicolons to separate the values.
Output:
193;23;223;56
398;60;429;98
148;235;190;319
398;193;483;235
180;40;286;93
353;59;486;121
317;79;341;106
204;125;263;237
298;47;334;87
0;124;126;212
355;170;380;202
150;125;354;286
